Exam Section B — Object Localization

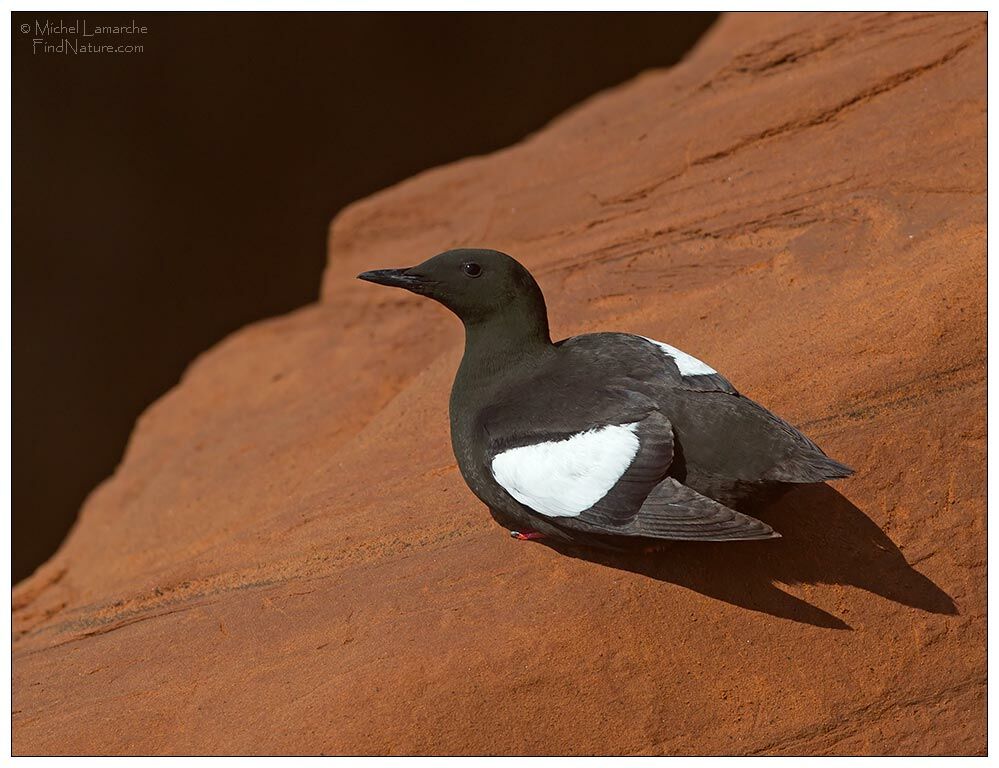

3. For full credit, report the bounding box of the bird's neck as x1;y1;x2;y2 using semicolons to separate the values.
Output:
457;309;554;386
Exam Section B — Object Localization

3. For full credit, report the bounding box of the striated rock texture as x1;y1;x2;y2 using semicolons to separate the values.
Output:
13;12;985;755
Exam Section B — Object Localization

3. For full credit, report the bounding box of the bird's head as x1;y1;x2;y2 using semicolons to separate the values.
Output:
357;248;549;332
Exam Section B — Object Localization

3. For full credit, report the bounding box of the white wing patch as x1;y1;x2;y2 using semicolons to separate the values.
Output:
640;336;717;376
491;423;640;518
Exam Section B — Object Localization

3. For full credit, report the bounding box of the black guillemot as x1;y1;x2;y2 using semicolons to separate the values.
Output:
358;248;853;550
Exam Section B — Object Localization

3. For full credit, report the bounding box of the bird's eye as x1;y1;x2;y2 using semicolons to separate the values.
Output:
462;262;482;278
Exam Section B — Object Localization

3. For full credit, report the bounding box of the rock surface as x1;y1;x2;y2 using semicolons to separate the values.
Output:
13;12;985;755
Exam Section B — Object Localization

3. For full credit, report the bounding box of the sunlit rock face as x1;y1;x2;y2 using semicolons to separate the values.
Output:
14;12;985;756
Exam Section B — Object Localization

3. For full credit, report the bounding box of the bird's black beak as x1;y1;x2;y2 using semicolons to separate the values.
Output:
356;268;425;291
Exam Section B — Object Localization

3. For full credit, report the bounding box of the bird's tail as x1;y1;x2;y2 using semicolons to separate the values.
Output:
766;451;855;484
814;455;855;480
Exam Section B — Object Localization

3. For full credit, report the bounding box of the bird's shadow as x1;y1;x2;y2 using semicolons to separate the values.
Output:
542;485;957;630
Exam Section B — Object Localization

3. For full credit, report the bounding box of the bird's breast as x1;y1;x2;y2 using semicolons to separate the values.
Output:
448;395;502;506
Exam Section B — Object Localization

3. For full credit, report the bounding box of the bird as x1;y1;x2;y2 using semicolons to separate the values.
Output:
357;248;853;551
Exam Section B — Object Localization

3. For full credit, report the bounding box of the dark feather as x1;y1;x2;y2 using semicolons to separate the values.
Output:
558;477;778;542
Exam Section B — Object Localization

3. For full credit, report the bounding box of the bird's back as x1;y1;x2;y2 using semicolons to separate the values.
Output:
552;333;852;507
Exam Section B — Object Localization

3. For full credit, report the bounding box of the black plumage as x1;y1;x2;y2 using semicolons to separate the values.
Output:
358;248;853;550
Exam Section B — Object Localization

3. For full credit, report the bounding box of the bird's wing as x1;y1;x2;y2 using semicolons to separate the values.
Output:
488;408;673;524
481;338;777;541
565;477;779;541
491;411;778;541
486;400;777;542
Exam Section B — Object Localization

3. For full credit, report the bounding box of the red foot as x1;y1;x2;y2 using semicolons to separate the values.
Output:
510;530;546;541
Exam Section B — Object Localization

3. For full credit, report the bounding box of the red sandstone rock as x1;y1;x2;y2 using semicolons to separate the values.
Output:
13;12;985;755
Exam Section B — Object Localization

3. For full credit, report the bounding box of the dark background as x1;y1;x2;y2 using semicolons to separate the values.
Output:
12;12;717;582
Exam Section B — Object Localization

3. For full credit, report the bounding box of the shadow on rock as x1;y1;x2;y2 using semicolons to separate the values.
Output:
544;484;957;630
